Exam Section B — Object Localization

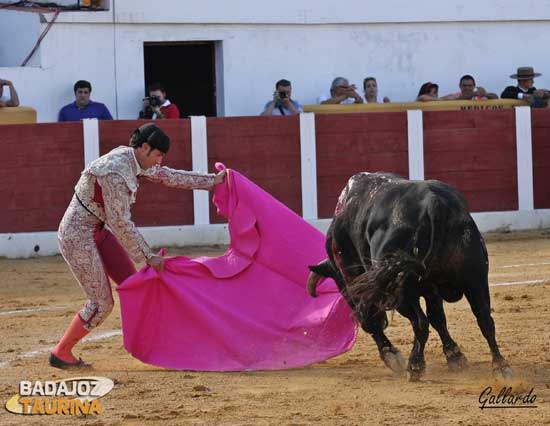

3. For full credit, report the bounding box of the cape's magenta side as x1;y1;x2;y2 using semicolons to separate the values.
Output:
117;169;357;371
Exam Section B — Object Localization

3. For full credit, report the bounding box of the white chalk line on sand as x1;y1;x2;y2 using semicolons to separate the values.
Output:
0;305;70;316
0;329;122;370
501;261;550;269
490;279;550;287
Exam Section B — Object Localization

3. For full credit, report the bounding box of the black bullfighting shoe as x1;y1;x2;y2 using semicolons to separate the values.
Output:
48;352;92;370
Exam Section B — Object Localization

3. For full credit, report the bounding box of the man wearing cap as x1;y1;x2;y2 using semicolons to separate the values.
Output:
501;67;550;107
49;123;225;369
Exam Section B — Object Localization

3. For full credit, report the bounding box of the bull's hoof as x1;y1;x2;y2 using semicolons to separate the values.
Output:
447;353;468;372
406;369;423;382
444;345;468;372
495;365;514;380
406;362;425;382
381;347;406;374
492;359;513;380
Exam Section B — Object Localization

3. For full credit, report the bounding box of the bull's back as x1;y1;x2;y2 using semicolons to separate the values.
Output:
393;180;485;278
354;176;472;229
328;172;487;297
339;174;478;264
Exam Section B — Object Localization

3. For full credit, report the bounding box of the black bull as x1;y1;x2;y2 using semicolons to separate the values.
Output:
307;172;512;381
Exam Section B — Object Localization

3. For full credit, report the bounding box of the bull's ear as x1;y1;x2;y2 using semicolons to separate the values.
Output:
308;259;334;278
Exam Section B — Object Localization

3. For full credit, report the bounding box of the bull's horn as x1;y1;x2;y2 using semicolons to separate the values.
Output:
306;271;321;297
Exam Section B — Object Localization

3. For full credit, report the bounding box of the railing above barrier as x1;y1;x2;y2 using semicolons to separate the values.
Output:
303;99;528;114
0;106;37;124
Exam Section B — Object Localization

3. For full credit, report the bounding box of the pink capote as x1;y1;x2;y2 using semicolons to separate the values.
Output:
117;166;357;371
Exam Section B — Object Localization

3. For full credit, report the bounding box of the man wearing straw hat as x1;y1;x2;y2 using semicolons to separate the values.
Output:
501;66;549;107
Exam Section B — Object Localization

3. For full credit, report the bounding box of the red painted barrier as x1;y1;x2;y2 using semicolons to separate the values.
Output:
1;110;545;235
532;109;550;209
207;116;302;224
316;113;409;218
0;122;83;233
424;110;518;212
99;120;195;227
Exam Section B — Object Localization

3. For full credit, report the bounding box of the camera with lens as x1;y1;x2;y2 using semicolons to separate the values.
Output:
278;91;288;99
143;95;162;107
140;95;163;119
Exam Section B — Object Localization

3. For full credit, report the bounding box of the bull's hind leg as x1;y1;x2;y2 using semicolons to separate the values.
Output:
425;294;468;371
360;307;406;374
464;282;513;379
396;299;429;382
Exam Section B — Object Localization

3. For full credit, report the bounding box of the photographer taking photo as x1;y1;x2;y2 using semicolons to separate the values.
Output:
139;82;180;119
318;77;363;105
260;79;303;116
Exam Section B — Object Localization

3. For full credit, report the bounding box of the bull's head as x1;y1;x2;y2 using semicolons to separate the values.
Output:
347;252;424;312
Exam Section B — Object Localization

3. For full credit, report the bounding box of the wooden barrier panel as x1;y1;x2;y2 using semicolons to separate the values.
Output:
206;116;302;223
0;110;535;235
0;122;83;233
316;112;409;218
304;99;527;114
424;110;517;212
99;120;195;227
0;107;37;125
532;109;550;209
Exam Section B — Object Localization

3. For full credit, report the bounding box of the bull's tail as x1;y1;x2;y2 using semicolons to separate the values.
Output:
421;199;436;269
418;193;445;270
347;251;424;312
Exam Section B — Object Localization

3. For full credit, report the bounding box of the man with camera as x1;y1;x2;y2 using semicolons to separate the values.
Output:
0;78;20;107
260;79;303;116
318;77;363;104
139;82;180;119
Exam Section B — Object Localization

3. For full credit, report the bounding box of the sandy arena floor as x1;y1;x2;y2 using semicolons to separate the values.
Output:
0;232;549;426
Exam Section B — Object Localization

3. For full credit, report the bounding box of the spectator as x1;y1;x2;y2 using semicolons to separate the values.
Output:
501;66;549;108
58;80;113;122
260;79;303;116
416;82;439;101
442;75;498;100
318;77;363;104
0;79;20;107
139;82;180;119
363;77;390;103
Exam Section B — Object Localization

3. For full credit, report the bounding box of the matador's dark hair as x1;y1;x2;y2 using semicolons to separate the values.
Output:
129;123;170;153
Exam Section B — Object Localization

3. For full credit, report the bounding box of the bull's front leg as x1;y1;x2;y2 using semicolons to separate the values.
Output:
425;294;468;372
396;299;429;382
360;307;406;374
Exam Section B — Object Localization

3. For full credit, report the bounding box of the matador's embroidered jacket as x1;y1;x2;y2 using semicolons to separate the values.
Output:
68;145;215;262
